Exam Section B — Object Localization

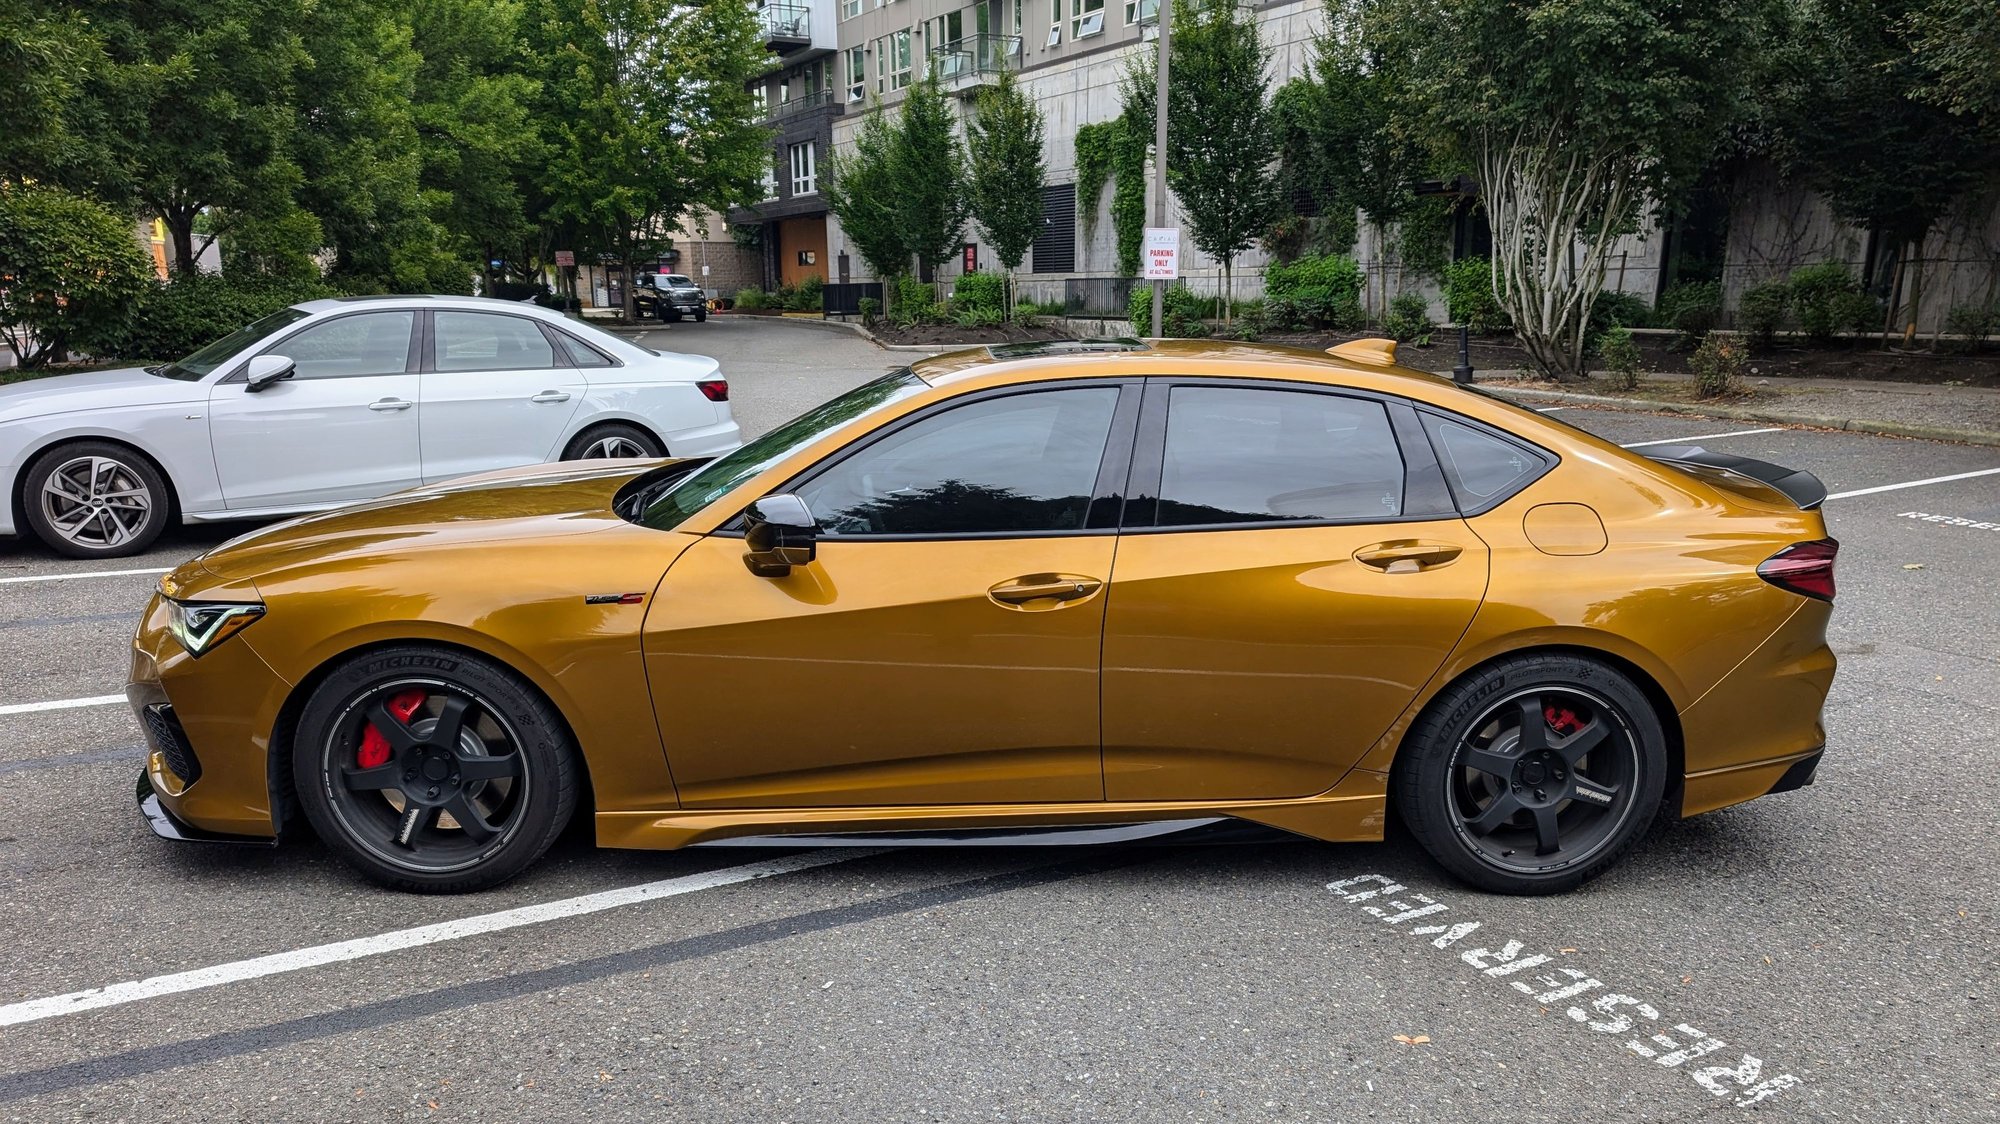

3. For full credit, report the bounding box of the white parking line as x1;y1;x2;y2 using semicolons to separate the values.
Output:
0;567;171;585
1620;427;1783;449
0;849;875;1028
1828;465;2000;501
1537;406;1577;412
0;694;126;717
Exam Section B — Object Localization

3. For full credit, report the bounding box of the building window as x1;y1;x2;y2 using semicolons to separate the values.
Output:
790;142;817;196
1123;0;1156;23
751;84;767;115
779;77;793;104
1071;0;1104;37
761;153;779;201
847;47;866;101
841;0;861;17
875;31;913;92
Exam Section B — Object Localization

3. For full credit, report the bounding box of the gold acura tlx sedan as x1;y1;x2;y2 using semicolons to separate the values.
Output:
129;339;1837;894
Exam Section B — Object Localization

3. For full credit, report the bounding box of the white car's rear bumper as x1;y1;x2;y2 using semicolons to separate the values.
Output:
666;419;742;458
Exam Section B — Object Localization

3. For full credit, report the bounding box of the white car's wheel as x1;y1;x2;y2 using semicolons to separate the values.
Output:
562;424;663;460
20;441;171;559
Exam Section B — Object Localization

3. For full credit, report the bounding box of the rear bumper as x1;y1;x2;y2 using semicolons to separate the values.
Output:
664;418;742;459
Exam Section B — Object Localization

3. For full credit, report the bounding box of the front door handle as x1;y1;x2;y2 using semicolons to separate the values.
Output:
1354;542;1463;572
988;575;1104;605
530;390;572;403
368;398;414;412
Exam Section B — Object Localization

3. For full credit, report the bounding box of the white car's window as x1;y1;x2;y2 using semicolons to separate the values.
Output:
552;331;613;368
434;312;558;372
270;312;415;380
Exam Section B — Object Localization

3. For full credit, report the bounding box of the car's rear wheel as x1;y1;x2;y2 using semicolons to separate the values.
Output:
1394;654;1666;895
19;440;171;559
293;646;579;893
563;423;663;460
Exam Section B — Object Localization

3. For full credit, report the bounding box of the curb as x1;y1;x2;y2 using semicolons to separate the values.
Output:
1476;382;2000;448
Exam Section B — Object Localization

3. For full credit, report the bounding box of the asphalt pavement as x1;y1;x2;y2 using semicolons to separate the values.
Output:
0;316;1995;1122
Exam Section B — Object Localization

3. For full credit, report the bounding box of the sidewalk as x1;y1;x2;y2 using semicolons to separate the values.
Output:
1461;367;2000;447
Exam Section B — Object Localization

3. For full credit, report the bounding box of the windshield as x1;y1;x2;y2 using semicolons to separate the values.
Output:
151;307;311;381
633;369;926;529
664;275;695;287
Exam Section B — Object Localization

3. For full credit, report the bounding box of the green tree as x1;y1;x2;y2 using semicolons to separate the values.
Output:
64;0;311;275
1363;0;1768;379
1765;0;2000;336
0;184;151;367
964;68;1045;319
891;72;969;294
528;0;772;319
825;101;913;303
1133;0;1281;322
0;0;101;182
1903;0;2000;125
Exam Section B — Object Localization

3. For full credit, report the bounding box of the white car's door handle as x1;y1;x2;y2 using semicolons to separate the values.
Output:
530;390;572;404
368;398;414;412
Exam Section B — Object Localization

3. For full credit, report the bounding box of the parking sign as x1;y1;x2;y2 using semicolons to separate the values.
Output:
1143;228;1180;279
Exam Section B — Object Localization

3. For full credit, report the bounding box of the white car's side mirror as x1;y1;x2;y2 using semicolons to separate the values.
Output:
245;354;297;393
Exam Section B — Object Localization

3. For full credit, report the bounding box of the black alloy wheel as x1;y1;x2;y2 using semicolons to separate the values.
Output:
294;647;577;892
1396;654;1666;894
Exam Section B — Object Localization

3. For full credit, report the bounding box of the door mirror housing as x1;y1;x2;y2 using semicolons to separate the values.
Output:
244;354;297;392
742;494;818;577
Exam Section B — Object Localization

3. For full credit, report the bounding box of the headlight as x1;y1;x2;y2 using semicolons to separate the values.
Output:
164;598;265;658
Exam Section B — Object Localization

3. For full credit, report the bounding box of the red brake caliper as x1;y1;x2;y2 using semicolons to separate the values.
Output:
1544;704;1585;736
358;689;427;768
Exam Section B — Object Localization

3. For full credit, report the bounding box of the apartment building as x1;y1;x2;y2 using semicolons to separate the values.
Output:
730;0;842;290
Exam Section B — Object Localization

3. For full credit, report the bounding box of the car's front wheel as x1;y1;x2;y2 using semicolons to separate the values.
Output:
1394;653;1667;895
19;440;171;559
293;646;579;893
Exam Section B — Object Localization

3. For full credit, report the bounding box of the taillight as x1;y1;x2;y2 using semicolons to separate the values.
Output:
696;379;729;402
1758;539;1838;601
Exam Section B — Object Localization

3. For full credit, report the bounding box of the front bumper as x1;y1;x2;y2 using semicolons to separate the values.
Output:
136;771;276;845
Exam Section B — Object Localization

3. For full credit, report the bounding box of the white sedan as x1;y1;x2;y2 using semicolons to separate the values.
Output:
0;295;741;558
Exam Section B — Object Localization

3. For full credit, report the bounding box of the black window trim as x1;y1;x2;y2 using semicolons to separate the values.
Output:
714;378;1145;541
420;308;570;375
219;307;423;383
1119;377;1460;534
1413;405;1558;516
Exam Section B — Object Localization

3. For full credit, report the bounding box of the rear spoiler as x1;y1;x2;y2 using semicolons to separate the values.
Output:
1643;445;1827;511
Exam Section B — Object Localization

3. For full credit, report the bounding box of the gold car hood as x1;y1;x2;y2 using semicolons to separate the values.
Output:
196;459;681;584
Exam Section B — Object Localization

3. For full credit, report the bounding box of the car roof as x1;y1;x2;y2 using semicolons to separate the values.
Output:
910;337;1453;393
292;294;566;321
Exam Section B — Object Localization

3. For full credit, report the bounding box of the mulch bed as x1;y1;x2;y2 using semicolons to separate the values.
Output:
863;321;1075;347
1262;329;2000;389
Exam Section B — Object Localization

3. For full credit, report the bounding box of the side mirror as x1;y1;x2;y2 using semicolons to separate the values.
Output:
244;354;297;392
742;494;817;577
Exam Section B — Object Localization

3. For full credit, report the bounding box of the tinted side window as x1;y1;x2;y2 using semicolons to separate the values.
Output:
434;312;557;372
1156;387;1405;525
1421;414;1547;509
552;330;612;368
796;388;1119;536
269;312;414;379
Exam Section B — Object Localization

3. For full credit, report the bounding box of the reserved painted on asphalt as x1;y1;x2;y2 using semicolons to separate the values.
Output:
1328;874;1800;1109
1896;511;2000;531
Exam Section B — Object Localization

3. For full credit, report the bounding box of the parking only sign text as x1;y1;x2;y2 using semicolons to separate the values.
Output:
1143;228;1180;280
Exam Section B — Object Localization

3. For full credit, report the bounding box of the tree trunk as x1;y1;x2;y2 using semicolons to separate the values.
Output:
1223;257;1233;326
621;229;638;324
161;205;200;278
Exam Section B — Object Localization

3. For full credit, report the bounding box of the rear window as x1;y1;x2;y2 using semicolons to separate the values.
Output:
1420;413;1552;511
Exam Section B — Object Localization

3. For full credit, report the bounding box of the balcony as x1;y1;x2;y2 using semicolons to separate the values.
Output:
929;34;1021;95
759;2;811;50
765;88;841;124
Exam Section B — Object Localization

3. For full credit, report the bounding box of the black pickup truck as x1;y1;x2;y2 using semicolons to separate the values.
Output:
633;273;709;322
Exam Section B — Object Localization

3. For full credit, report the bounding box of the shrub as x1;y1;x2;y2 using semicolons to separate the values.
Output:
1688;331;1746;399
1264;253;1364;329
950;305;1003;329
1787;262;1857;343
1442;257;1510;335
891;274;941;326
112;273;337;362
790;274;825;311
857;296;881;326
1736;280;1790;349
1585;290;1653;357
771;281;798;310
1127;283;1209;337
733;288;768;311
1382;291;1434;346
1945;303;1997;352
1598;324;1643;391
1657;280;1722;348
951;271;1007;318
1833;289;1881;340
0;185;154;367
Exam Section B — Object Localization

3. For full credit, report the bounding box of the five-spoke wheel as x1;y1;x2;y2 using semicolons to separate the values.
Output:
21;441;169;558
563;422;663;461
1397;655;1666;894
295;647;578;892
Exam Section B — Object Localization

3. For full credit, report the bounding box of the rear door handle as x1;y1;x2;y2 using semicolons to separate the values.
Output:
1354;542;1463;572
988;576;1104;605
368;398;414;412
530;390;572;403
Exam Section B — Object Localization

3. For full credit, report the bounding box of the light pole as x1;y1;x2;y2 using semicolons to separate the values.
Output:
1149;0;1171;336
